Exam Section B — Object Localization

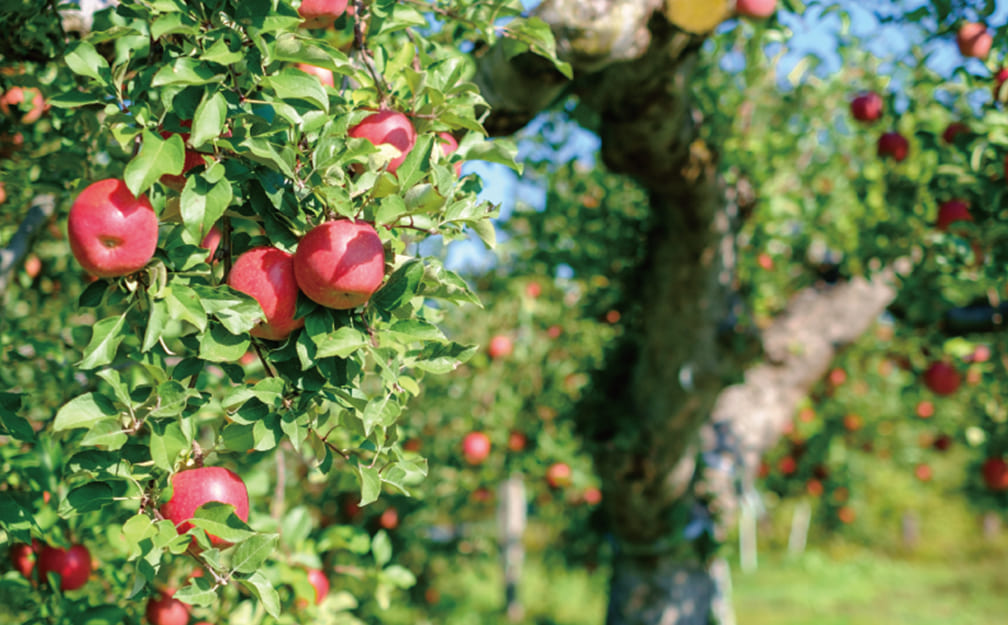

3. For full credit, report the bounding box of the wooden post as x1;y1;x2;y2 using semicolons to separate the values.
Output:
787;501;811;557
497;474;527;622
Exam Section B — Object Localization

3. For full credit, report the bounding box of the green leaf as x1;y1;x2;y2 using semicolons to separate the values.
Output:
387;319;446;343
60;481;115;514
239;572;281;618
381;564;416;588
54;393;119;432
313;326;369;359
0;492;34;542
48;90;103;108
360;396;400;436
174;577;218;607
151;12;197;40
124;131;185;197
372;260;423;312
167;285;208;332
0;393;33;442
412;341;478;374
189;502;255;543
179;176;233;242
149;421;188;471
191;90;227;149
372;530;392;568
199;323;251;363
80;420;128;450
230;533;279;574
263;67;329;114
142;298;170;352
78;311;130;370
152;58;221;87
358;465;381;507
64;41;109;83
191;285;260;335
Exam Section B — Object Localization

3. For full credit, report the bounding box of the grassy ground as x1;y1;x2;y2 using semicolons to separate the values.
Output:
731;545;1008;625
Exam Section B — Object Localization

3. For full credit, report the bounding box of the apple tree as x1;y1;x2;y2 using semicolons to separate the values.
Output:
0;0;569;623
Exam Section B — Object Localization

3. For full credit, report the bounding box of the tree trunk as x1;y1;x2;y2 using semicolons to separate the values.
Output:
474;3;898;624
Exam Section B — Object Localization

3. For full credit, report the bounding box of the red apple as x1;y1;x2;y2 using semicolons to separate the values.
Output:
436;132;462;176
462;432;490;465
507;431;527;452
922;361;960;396
10;542;35;579
850;92;883;123
0;181;5;205
982;457;1008;491
778;456;797;475
296;63;335;88
0;86;46;124
24;254;41;279
914;463;932;482
582;487;602;505
837;506;856;524
915;400;934;419
146;590;190;625
228;247;305;340
877;131;908;161
968;344;992;363
293;220;385;310
487;334;513;360
298;0;348;28
306;568;330;605
957;22;992;59
159;466;250;547
546;325;562;339
378;507;399;531
200;225;221;263
932;434;952;452
348;110;417;174
736;0;775;18
935;199;972;232
524;281;541;298
942;122;968;144
68;179;158;278
806;479;824;496
546;462;572;488
36;544;91;591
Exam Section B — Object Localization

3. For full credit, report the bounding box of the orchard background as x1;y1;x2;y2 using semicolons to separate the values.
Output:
1;1;1006;624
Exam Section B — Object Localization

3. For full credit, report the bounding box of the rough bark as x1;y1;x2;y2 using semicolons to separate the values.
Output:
475;3;898;625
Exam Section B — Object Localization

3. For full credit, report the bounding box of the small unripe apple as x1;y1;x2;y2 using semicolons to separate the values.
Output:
922;361;960;396
36;544;91;591
546;462;572;488
849;92;883;123
957;22;992;59
348;110;417;175
159;467;250;547
298;0;348;28
982;457;1008;491
0;86;46;124
306;568;330;605
487;334;513;359
146;590;190;625
228;247;305;340
935;199;972;232
877;131;908;161
296;63;335;88
68;179;158;278
293;220;385;310
941;121;968;144
736;0;775;18
462;432;491;465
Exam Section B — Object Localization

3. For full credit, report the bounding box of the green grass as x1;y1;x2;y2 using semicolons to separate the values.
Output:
731;546;1008;625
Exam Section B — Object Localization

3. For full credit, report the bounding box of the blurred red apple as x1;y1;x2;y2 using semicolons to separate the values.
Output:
146;590;190;625
462;432;490;465
982;457;1008;491
0;86;46;124
850;92;882;123
922;361;960;396
935;199;972;232
293;220;385;310
877;131;908;161
546;462;572;488
736;0;775;18
487;334;513;359
941;121;968;144
9;542;36;579
200;225;221;263
307;568;330;604
296;63;335;88
957;22;992;59
68;178;158;278
36;544;91;591
436;132;462;176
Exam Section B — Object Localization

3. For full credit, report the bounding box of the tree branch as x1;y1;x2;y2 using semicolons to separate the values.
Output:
0;194;56;295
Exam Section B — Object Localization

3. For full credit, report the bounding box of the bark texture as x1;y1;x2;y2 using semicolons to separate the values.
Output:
475;3;898;625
